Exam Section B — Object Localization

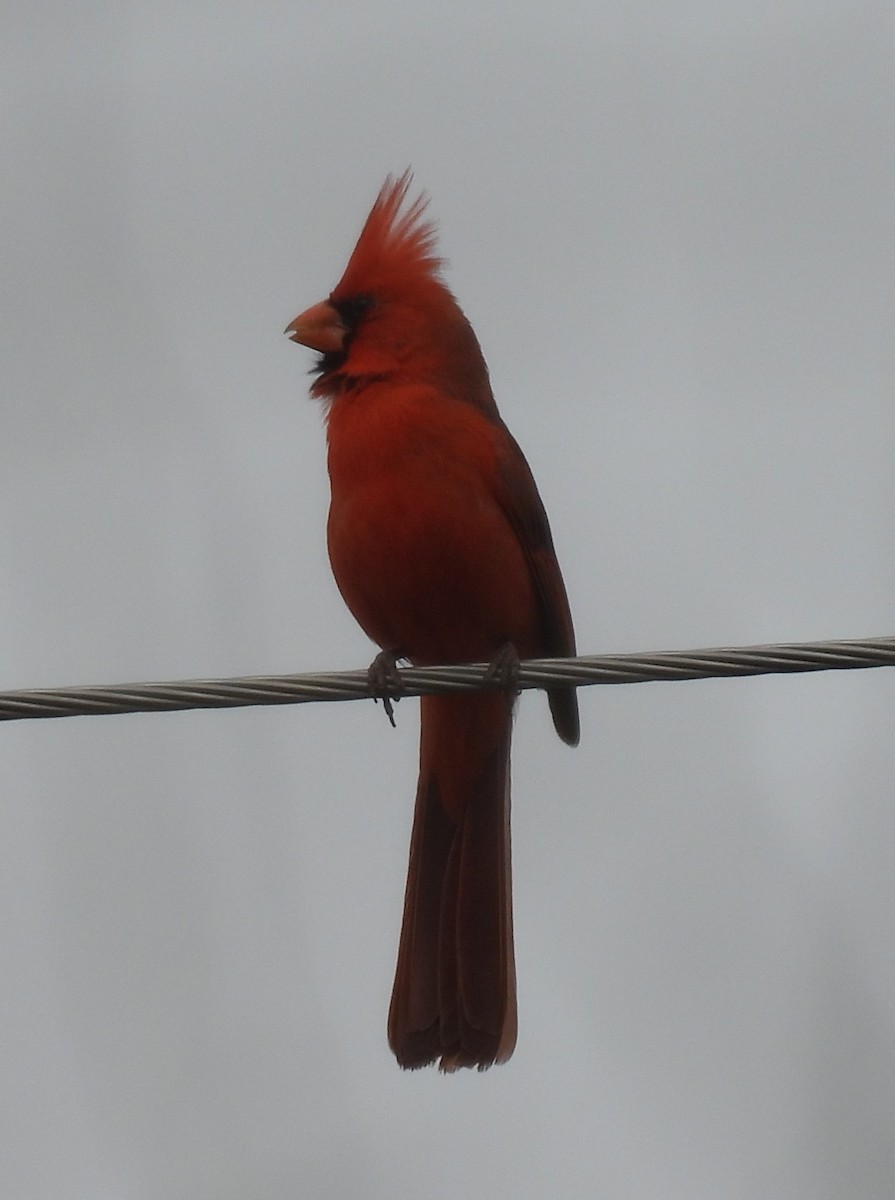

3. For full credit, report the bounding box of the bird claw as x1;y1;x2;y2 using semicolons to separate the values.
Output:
368;649;405;728
485;642;521;693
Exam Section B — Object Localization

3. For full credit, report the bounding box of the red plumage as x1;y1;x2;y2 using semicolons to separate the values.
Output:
288;174;578;1069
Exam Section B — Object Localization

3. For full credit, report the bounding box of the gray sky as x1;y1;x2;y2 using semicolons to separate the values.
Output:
3;3;895;1197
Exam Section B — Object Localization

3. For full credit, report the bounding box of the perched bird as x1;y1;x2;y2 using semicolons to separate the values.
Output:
286;173;578;1070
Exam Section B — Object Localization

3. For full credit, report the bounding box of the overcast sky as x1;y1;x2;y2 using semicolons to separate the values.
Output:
3;3;895;1198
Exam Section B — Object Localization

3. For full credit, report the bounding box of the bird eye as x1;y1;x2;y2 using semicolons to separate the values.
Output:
333;294;374;328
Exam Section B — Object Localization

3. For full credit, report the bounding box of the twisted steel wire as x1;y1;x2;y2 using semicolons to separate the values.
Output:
1;636;893;723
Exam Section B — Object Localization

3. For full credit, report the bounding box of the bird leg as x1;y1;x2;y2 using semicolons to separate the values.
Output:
368;648;405;728
484;641;521;696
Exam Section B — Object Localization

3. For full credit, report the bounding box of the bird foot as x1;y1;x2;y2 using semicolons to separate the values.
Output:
367;649;405;728
485;641;521;693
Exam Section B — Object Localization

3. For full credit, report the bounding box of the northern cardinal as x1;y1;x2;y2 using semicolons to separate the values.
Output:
287;174;578;1070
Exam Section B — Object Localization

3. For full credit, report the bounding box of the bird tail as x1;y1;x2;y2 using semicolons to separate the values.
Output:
387;692;517;1070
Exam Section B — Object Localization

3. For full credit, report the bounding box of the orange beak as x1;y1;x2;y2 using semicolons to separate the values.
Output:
284;300;346;353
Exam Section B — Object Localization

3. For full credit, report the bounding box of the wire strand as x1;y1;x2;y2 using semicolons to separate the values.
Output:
2;636;894;723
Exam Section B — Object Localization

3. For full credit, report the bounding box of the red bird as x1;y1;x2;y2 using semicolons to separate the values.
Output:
287;174;578;1070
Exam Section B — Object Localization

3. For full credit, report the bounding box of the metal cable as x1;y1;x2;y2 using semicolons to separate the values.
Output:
2;636;893;723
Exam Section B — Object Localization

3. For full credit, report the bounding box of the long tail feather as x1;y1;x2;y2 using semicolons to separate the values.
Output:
387;692;516;1070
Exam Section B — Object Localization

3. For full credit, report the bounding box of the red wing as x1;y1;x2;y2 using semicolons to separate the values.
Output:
492;425;580;746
